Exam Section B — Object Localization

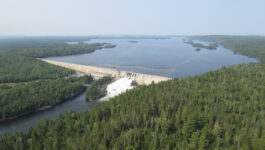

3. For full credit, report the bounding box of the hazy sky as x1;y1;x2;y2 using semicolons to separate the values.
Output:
1;0;265;36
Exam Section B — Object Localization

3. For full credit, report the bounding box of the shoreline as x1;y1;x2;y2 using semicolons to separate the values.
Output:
0;86;87;123
41;59;171;85
0;105;54;123
0;58;170;123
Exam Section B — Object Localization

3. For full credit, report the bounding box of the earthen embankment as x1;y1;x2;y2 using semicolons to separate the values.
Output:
41;59;171;85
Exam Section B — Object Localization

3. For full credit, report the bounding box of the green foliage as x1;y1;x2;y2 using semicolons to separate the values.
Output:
0;54;74;83
0;36;115;83
0;37;115;58
0;36;91;50
1;63;264;149
16;43;115;58
0;36;114;120
185;40;218;50
0;75;92;120
189;35;265;62
1;36;265;149
86;76;113;101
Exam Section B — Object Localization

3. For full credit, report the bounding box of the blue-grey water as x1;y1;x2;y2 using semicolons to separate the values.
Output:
47;37;259;78
0;37;259;136
0;92;99;136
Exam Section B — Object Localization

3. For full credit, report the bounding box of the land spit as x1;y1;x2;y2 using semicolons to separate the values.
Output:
41;59;171;85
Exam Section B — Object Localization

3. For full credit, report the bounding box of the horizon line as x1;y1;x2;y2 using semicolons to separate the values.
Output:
1;34;265;37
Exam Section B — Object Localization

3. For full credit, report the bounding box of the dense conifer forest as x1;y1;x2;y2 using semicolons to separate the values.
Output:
1;63;264;149
0;37;115;58
0;37;115;83
189;36;265;63
16;43;115;58
0;37;110;121
0;54;74;83
0;36;265;149
0;75;92;121
86;76;113;101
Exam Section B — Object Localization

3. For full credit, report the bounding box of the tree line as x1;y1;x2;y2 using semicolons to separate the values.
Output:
0;54;74;83
0;75;92;121
16;43;115;58
1;62;264;149
0;37;112;121
0;36;265;149
185;40;218;50
189;35;265;63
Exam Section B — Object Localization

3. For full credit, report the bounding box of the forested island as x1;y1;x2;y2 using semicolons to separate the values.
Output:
0;36;265;149
189;35;265;62
86;76;113;101
185;40;218;50
128;40;139;43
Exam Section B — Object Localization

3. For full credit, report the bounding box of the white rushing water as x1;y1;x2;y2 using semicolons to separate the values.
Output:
100;77;134;101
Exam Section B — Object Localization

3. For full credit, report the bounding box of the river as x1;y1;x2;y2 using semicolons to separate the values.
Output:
0;36;259;136
0;92;99;136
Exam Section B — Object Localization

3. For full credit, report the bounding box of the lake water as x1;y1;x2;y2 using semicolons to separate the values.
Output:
47;37;259;78
0;37;259;136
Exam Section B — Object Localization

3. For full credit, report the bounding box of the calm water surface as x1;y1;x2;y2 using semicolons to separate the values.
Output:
0;93;99;135
47;37;259;78
0;37;259;136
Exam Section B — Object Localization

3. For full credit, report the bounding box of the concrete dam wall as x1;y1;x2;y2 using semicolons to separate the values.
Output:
42;59;171;85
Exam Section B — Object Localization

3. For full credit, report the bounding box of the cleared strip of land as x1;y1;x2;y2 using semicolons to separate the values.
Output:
41;59;171;85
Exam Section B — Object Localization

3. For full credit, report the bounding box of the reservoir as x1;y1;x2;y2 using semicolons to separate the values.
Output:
47;37;259;78
0;37;259;136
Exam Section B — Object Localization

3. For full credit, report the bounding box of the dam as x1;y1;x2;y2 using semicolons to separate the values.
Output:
41;59;171;85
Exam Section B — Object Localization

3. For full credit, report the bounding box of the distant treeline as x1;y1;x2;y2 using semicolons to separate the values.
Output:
185;40;218;50
0;36;91;50
0;37;114;121
0;36;115;58
0;54;74;83
0;37;115;82
16;43;115;58
189;35;265;62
